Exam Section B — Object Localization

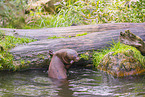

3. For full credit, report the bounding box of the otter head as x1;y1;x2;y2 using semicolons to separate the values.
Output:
55;49;80;65
48;49;80;79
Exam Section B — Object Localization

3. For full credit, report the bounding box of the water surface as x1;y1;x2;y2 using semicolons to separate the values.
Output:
0;68;145;97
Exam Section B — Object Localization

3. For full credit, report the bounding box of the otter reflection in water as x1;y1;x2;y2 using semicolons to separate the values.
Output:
48;49;80;79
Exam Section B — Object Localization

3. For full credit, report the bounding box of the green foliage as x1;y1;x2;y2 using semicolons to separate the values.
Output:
1;0;144;29
80;53;89;60
0;51;15;70
0;0;27;28
0;31;36;70
93;41;145;68
20;60;25;65
48;1;85;27
41;0;144;27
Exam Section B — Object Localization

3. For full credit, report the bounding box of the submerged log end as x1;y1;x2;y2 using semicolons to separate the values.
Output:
119;30;145;55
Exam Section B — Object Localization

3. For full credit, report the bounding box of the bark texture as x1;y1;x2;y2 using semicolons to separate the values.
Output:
120;30;145;55
1;23;144;70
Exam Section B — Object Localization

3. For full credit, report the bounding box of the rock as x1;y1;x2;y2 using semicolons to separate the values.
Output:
98;50;145;77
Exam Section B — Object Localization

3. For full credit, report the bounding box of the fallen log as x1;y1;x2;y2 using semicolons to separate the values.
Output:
9;26;145;70
1;23;145;40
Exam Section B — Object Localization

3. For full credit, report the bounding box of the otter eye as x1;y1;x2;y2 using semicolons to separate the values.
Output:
73;56;76;59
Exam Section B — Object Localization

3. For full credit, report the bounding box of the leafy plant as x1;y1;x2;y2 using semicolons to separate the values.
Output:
0;0;144;29
0;0;27;28
80;53;89;60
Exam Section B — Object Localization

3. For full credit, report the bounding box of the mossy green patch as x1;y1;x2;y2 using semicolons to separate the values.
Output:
93;41;145;68
0;31;36;71
76;32;87;37
48;32;88;39
80;53;89;60
27;60;31;64
20;60;25;65
0;51;14;70
48;35;65;39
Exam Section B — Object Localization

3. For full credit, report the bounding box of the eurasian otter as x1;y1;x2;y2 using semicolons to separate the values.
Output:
48;49;79;79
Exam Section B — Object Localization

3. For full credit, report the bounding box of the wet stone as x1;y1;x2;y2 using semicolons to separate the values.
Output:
98;50;145;77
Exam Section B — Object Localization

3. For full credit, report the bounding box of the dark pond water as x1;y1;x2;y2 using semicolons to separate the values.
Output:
0;68;145;97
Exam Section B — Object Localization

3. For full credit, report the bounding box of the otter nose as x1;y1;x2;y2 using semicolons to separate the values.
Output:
70;60;74;64
75;57;80;62
70;57;80;64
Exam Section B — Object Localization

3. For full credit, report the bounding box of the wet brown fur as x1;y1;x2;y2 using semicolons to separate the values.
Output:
48;49;79;79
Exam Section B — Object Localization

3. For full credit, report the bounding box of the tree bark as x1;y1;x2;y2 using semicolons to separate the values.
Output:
1;23;145;40
120;30;145;55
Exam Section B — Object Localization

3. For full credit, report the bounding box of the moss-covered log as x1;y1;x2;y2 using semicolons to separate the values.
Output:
8;25;145;70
